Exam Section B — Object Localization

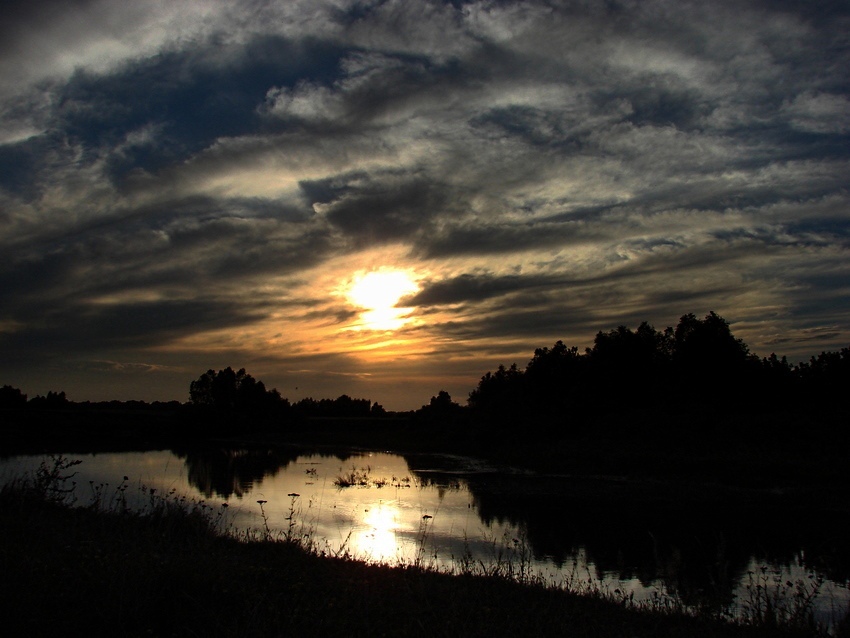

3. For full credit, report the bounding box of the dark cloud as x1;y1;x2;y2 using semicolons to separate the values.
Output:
52;36;345;182
412;293;611;350
299;171;369;205
405;273;561;307
1;297;268;368
469;105;589;150
1;196;331;303
0;132;66;200
1;0;849;406
322;174;453;245
785;219;850;246
415;220;594;258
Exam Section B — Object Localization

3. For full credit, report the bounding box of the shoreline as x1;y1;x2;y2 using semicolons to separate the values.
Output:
3;403;849;491
2;471;840;638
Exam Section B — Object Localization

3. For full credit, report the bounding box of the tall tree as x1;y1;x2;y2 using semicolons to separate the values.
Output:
189;367;287;415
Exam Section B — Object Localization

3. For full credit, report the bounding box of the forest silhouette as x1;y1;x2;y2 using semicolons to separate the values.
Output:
3;311;847;418
3;311;848;476
466;311;848;426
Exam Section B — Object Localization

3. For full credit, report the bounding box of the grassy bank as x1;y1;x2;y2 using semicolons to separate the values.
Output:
1;461;842;638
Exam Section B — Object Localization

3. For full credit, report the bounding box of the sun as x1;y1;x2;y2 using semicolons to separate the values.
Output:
346;269;419;331
348;270;418;310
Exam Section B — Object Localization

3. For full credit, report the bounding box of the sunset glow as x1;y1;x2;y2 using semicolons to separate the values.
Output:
347;270;419;331
1;1;848;409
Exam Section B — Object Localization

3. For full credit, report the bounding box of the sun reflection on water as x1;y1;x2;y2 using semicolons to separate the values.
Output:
4;449;848;632
356;501;402;561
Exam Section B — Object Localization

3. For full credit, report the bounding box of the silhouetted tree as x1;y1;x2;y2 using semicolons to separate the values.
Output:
468;363;526;416
419;390;462;416
523;341;586;417
761;352;793;378
586;322;674;406
672;312;751;369
0;385;27;408
293;394;373;417
795;347;850;402
797;347;850;382
189;367;289;417
754;352;795;405
467;311;783;423
669;312;756;407
526;341;584;385
28;390;68;408
590;322;673;371
414;390;468;433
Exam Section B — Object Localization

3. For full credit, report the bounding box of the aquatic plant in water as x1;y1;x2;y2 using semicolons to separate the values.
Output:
3;456;847;636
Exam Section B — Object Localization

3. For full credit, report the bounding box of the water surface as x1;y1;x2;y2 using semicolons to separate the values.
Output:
3;447;848;626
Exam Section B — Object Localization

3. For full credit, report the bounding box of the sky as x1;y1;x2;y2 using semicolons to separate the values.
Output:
1;0;849;410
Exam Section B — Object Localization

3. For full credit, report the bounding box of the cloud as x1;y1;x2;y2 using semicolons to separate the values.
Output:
405;273;561;307
1;0;849;407
782;92;850;134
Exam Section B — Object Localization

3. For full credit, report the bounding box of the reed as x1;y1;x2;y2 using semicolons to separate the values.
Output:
1;456;844;637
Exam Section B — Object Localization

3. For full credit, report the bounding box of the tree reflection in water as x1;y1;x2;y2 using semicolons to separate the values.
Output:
401;453;849;612
168;446;847;614
174;446;355;499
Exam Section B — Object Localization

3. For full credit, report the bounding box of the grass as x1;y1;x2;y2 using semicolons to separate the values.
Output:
333;464;373;487
1;457;846;638
332;464;413;488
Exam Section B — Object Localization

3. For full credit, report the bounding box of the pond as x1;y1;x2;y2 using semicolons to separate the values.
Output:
2;446;848;627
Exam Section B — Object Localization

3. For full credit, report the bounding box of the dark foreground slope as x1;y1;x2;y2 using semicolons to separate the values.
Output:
1;482;834;638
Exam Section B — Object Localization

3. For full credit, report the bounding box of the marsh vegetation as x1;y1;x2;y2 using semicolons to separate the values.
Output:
2;455;847;637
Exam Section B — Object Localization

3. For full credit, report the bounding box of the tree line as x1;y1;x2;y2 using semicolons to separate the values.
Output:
188;366;385;419
0;387;70;409
3;312;847;427
462;312;849;426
